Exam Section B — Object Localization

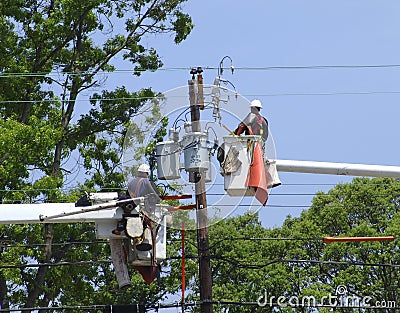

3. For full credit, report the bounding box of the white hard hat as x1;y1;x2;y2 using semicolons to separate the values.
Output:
138;164;150;174
249;99;263;109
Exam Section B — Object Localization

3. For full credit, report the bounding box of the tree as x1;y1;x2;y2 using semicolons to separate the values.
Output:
279;177;400;313
0;0;193;310
184;178;400;312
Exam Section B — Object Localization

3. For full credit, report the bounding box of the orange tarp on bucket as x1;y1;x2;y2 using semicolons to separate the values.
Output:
134;265;158;284
245;141;268;205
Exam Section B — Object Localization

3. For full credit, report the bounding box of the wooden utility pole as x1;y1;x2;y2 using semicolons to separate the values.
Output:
188;68;213;313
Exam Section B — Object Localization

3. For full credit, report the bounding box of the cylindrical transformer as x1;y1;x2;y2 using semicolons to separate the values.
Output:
184;121;192;133
204;157;212;183
182;132;209;172
169;128;179;142
155;141;181;180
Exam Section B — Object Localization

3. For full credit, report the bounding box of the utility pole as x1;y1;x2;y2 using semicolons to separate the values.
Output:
188;68;213;313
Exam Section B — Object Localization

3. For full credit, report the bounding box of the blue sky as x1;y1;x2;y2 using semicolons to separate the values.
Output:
108;1;400;228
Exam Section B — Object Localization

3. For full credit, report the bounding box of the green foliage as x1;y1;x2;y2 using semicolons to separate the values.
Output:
0;117;62;199
172;11;194;44
181;178;400;312
0;0;193;310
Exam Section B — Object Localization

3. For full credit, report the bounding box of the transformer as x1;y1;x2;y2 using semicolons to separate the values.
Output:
155;140;181;180
182;131;210;172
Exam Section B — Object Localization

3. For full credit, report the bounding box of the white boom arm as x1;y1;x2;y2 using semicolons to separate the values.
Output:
275;159;400;178
0;197;143;225
0;202;120;224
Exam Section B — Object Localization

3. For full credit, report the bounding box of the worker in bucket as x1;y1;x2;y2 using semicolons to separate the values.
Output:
126;163;161;252
234;99;269;142
127;163;162;284
232;99;281;192
110;163;162;289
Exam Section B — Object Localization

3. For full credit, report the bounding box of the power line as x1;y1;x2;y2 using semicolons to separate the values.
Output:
2;240;108;249
206;204;310;208
0;260;111;269
2;63;400;78
0;305;107;312
208;193;326;196
179;300;400;310
204;236;398;251
0;201;311;207
0;187;127;192
222;64;400;71
212;256;400;270
0;181;393;193
2;255;398;270
2;90;400;105
0;301;397;312
248;90;400;97
0;185;336;193
0;190;331;205
7;233;396;250
0;96;154;104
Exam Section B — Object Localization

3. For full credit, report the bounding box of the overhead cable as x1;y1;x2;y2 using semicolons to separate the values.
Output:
2;63;400;78
3;90;400;105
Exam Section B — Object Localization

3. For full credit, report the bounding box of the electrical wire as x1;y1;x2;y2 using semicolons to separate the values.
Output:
0;195;316;208
3;90;400;105
172;119;186;129
168;255;400;271
162;300;400;310
2;63;400;78
6;232;395;250
2;240;108;249
206;204;310;208
0;305;107;312
247;90;400;97
207;193;327;196
174;236;399;254
0;260;111;269
0;300;396;312
211;255;400;269
2;255;399;270
2;191;397;207
0;96;154;104
205;124;218;142
0;181;393;193
206;237;322;251
0;194;393;208
221;64;400;71
172;106;191;128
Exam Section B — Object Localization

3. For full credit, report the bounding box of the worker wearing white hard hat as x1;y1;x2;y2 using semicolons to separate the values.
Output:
137;163;150;175
127;163;161;212
234;99;268;141
249;99;263;109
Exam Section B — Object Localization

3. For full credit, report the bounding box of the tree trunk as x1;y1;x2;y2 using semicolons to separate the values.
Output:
0;272;9;309
24;224;53;312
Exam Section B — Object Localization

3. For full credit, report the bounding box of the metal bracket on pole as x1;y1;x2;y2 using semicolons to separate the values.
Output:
39;197;144;222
